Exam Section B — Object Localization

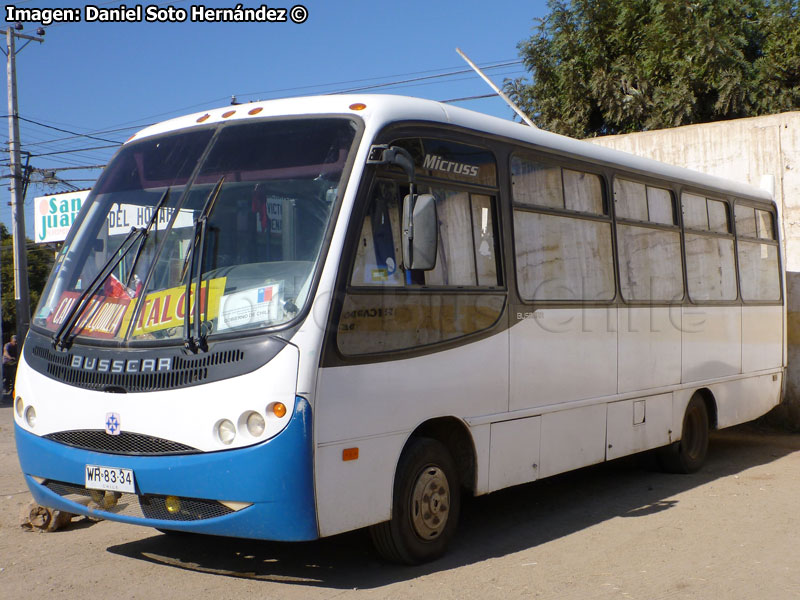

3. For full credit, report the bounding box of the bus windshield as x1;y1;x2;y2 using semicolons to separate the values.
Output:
34;117;358;345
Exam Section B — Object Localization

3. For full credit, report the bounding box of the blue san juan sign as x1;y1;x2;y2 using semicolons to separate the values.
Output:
34;190;91;244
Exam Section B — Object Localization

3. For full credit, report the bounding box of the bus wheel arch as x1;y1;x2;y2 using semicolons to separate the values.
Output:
410;417;477;494
659;389;715;474
369;417;474;564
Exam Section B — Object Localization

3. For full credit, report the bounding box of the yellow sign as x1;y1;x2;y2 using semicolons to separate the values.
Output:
132;277;227;336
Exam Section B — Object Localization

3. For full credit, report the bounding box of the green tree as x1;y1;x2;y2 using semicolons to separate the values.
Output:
1;223;55;338
505;0;800;138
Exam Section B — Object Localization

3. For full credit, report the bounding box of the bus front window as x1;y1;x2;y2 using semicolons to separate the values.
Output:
33;117;358;345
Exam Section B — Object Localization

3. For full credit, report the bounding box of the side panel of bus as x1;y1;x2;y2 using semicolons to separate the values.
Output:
311;125;785;539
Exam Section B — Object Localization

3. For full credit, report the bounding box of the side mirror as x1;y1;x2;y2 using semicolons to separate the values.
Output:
402;193;437;271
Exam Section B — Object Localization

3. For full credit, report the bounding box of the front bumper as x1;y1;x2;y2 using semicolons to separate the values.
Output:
15;397;318;541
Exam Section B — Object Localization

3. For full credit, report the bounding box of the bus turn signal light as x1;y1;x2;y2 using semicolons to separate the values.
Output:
342;448;359;461
349;103;367;111
272;402;287;418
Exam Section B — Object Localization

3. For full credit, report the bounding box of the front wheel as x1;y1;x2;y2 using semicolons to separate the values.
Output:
658;394;709;474
369;437;461;564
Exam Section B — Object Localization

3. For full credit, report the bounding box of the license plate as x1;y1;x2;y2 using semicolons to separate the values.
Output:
85;465;135;493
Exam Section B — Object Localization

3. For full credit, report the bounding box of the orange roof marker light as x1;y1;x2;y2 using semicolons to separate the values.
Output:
349;103;367;111
196;114;210;123
222;110;236;119
248;107;263;116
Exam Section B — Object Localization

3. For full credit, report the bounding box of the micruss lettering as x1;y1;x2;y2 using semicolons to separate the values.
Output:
422;154;480;177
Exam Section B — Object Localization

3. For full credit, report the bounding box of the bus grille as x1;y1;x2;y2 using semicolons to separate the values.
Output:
44;430;198;455
44;480;235;521
31;345;244;393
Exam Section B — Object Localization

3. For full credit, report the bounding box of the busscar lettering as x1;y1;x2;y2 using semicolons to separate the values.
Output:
422;154;480;177
70;355;174;373
5;6;81;26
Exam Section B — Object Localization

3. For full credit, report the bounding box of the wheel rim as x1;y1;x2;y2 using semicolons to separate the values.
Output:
409;465;450;540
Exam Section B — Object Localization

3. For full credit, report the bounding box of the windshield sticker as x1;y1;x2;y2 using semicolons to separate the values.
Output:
266;197;285;233
107;202;194;236
132;277;227;336
46;292;137;339
217;284;281;331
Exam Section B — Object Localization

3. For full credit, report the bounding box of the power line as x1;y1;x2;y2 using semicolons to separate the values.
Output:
0;242;64;251
19;60;524;139
18;67;525;161
327;61;523;95
0;115;122;143
441;93;498;103
34;164;105;171
234;59;523;100
18;123;147;149
29;143;119;158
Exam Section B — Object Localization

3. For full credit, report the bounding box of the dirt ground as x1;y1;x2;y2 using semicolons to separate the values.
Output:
2;394;800;600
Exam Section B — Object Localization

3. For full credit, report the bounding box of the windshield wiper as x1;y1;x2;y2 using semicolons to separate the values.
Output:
52;189;174;350
184;176;225;352
123;187;171;291
52;226;145;350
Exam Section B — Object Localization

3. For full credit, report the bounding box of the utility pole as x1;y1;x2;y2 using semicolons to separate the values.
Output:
1;25;44;344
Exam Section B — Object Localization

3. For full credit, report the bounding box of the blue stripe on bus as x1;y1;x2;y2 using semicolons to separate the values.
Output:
15;396;318;541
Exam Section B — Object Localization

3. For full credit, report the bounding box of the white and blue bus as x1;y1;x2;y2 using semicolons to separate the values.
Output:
14;95;785;564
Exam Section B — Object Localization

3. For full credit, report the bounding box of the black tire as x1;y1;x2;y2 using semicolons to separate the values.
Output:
658;394;709;474
369;437;461;565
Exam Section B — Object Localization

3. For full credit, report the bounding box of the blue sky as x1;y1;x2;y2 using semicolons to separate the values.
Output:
1;0;550;238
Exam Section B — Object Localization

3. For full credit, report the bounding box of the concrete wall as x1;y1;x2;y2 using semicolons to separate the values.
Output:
589;112;800;428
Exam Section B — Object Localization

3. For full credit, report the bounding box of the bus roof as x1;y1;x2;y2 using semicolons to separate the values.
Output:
129;94;772;203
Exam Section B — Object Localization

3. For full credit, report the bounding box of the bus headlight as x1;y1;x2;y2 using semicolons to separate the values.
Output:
216;419;236;445
245;412;265;437
14;396;24;418
24;405;36;428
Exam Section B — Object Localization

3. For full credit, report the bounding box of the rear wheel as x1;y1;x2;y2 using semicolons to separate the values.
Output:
658;394;709;473
369;437;461;564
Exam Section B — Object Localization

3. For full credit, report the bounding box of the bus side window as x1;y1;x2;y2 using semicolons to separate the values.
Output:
350;180;500;289
423;187;477;287
351;180;404;286
735;201;780;301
